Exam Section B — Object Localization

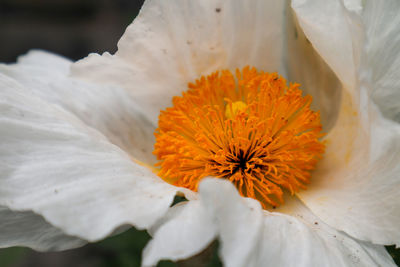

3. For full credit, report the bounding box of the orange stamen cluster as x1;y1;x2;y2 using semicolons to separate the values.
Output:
154;67;325;207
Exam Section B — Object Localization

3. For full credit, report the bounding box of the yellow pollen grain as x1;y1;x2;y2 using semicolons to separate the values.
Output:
225;101;248;119
153;66;325;208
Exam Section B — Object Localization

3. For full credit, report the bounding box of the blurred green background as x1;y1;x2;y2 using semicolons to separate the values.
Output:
0;0;399;266
0;227;223;267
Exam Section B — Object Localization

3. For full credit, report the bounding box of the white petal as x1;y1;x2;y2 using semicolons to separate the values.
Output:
72;0;285;124
1;51;156;163
292;0;400;246
299;74;400;245
343;0;363;13
291;0;356;90
143;179;395;266
260;195;395;267
285;7;342;131
0;74;179;246
358;0;400;122
198;180;264;267
15;49;71;75
0;206;85;251
142;201;217;266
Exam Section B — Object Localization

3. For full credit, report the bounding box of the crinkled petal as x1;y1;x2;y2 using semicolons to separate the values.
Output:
358;0;400;122
266;194;395;267
15;50;71;75
0;74;180;247
142;201;217;265
285;6;342;131
293;0;400;246
0;50;156;163
143;179;395;267
199;182;264;267
72;0;285;123
291;0;356;90
0;206;85;251
299;97;400;246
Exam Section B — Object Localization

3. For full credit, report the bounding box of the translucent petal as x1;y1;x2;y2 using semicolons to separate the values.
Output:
143;179;395;266
143;201;217;265
292;0;356;90
285;7;342;131
359;0;400;122
72;0;285;123
0;74;179;245
1;50;156;163
293;0;400;246
0;205;85;251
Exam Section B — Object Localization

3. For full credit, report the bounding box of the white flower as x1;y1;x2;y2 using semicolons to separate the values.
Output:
1;0;400;266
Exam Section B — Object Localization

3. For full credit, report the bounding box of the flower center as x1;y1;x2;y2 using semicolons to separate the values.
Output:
153;67;325;207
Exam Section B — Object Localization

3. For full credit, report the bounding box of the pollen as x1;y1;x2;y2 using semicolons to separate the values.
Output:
225;101;248;119
153;67;325;208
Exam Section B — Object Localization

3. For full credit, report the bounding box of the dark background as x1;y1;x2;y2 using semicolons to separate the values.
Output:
0;0;399;266
0;0;144;63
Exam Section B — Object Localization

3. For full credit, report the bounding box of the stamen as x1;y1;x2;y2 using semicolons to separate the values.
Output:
225;101;248;119
153;66;325;208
